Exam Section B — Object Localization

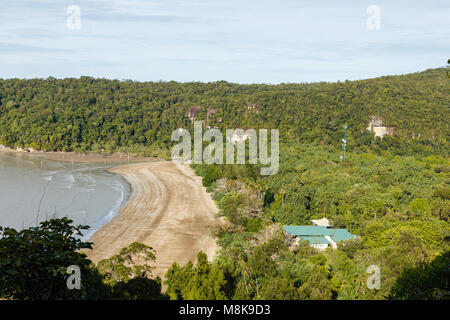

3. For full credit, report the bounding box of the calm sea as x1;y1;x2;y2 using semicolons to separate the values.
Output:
0;152;129;240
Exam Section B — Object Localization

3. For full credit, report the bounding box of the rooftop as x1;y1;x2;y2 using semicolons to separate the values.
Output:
311;217;331;227
284;225;357;245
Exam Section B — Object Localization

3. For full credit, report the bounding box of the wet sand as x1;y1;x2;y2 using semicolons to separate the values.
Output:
0;146;160;164
26;151;158;164
85;161;221;279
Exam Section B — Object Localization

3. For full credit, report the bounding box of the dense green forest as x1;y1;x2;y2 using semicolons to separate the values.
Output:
0;219;167;300
0;68;448;157
0;68;448;300
185;143;449;299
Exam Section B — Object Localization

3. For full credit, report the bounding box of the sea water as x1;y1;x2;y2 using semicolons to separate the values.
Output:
0;152;129;241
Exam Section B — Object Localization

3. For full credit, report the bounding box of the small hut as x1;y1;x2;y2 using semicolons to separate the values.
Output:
185;106;202;123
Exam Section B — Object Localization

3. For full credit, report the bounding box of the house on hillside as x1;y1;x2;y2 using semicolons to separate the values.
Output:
185;106;202;123
366;116;394;138
311;217;331;227
284;225;356;251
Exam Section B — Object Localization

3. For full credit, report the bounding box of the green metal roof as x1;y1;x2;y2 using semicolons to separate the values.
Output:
328;228;357;242
284;225;357;244
298;235;330;245
284;225;330;236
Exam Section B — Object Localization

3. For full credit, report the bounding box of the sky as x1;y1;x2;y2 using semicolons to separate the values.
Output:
0;0;448;84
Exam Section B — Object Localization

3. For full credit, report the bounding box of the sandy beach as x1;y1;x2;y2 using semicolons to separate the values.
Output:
85;161;222;279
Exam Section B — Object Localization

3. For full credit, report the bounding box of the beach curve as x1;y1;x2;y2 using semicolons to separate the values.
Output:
86;161;221;279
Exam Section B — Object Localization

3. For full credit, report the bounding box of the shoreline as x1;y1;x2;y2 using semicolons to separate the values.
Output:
0;152;132;235
1;148;223;279
81;172;131;241
0;146;162;164
85;160;223;280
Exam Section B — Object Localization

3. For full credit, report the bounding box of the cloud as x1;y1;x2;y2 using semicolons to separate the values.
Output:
0;42;69;54
0;0;448;83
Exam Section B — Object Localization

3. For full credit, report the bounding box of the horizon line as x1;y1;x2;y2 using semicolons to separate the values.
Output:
0;66;446;86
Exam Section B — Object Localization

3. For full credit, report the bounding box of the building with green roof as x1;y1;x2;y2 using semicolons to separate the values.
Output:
284;225;357;250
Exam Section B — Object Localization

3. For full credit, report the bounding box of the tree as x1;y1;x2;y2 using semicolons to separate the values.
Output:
0;218;95;300
0;219;166;300
165;251;227;300
298;268;333;300
257;275;299;299
97;242;156;284
96;242;166;300
390;250;450;300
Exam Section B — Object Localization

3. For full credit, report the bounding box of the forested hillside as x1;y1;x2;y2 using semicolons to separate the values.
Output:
185;143;449;299
0;68;448;300
0;68;448;157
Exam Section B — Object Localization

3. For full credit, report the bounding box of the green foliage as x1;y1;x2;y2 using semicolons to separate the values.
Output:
219;190;246;225
258;275;299;299
96;242;167;300
245;218;263;232
434;187;450;200
337;238;364;259
0;69;448;157
202;166;221;187
390;250;450;300
353;230;435;299
97;242;156;284
298;268;333;300
409;198;431;216
326;250;363;300
1;68;448;300
164;251;227;300
0;219;166;300
434;165;450;173
363;220;445;250
199;142;450;233
192;141;449;300
110;277;165;300
0;218;93;299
